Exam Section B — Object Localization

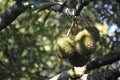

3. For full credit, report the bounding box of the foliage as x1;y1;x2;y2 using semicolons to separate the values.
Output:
0;0;120;80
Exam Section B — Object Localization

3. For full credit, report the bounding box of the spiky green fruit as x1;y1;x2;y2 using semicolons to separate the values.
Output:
53;35;75;58
75;29;96;55
68;27;100;66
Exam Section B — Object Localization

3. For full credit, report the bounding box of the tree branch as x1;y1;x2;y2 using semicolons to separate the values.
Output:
0;2;27;30
86;51;120;71
50;0;92;16
49;51;120;80
81;67;120;80
75;0;93;16
0;0;92;30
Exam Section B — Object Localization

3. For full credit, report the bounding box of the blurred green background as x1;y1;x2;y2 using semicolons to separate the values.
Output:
0;0;120;80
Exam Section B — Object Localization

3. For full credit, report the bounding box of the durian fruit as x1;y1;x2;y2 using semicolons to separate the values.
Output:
75;27;100;55
53;35;76;59
69;36;93;66
68;27;100;66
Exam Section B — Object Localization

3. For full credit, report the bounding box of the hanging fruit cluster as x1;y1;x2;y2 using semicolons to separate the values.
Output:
53;27;100;67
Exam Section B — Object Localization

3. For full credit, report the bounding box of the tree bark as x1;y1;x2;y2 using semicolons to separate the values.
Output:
0;2;26;30
86;51;120;71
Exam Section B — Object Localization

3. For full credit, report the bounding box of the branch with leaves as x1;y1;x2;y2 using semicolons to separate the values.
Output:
50;52;120;80
0;0;92;30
